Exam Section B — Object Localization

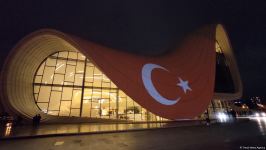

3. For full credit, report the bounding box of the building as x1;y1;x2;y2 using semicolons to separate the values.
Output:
0;24;242;123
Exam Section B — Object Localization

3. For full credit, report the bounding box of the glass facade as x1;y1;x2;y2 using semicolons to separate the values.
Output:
33;51;166;122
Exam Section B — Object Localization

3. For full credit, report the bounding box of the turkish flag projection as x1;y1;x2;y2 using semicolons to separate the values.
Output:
69;25;216;120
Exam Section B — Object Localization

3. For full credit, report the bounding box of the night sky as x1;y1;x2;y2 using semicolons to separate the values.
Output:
1;1;266;103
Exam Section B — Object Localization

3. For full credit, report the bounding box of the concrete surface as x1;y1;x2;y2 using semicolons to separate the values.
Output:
0;118;266;150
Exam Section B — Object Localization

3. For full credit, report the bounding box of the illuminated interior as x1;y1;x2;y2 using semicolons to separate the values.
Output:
33;51;166;122
32;44;233;121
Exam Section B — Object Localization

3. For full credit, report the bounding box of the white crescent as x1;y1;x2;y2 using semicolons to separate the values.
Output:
141;63;180;105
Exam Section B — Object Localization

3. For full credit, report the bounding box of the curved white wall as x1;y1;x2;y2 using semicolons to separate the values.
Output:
0;30;78;120
214;24;243;100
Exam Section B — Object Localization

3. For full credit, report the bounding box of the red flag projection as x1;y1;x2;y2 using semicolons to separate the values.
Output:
68;25;216;120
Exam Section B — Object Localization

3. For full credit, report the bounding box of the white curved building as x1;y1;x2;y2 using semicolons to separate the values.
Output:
0;24;242;123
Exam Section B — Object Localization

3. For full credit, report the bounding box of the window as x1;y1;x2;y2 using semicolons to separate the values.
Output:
33;51;166;121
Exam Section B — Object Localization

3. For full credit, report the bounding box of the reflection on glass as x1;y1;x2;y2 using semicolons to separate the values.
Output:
33;51;166;122
55;60;66;74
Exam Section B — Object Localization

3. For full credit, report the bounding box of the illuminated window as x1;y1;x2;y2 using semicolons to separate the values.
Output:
215;42;223;54
33;51;166;121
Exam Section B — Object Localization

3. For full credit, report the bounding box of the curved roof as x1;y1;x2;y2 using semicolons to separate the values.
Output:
214;25;242;100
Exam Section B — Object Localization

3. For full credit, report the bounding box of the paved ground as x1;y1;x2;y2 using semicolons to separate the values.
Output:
0;120;204;139
0;118;266;150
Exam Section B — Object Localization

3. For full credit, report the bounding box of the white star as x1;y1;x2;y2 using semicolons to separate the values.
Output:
177;77;192;94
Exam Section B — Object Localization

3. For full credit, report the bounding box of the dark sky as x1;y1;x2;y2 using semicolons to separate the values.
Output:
1;0;266;103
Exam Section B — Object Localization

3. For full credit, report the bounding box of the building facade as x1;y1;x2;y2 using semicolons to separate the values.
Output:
0;24;242;123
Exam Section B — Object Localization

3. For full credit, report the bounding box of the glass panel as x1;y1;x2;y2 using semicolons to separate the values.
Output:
110;99;117;118
134;102;142;121
65;65;75;82
85;82;93;87
62;87;73;100
38;86;51;102
78;53;86;60
46;58;56;66
91;100;100;109
127;97;135;121
119;90;127;97
34;85;40;93
91;109;100;118
70;109;80;117
51;53;58;57
42;67;55;84
64;81;73;86
93;78;102;87
102;82;110;88
110;92;117;103
58;51;68;58
67;60;76;65
37;103;48;113
87;62;94;67
102;89;110;98
52;86;62;91
83;88;92;100
141;108;148;121
93;67;102;76
102;74;110;82
118;96;127;120
74;74;83;86
49;91;61;110
53;74;64;85
55;60;66;74
34;76;42;83
111;82;117;88
59;101;71;116
72;89;81;108
36;63;45;75
82;100;91;117
68;52;78;60
48;110;59;116
149;112;157;121
101;98;110;117
92;89;101;99
76;61;85;74
85;66;94;82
